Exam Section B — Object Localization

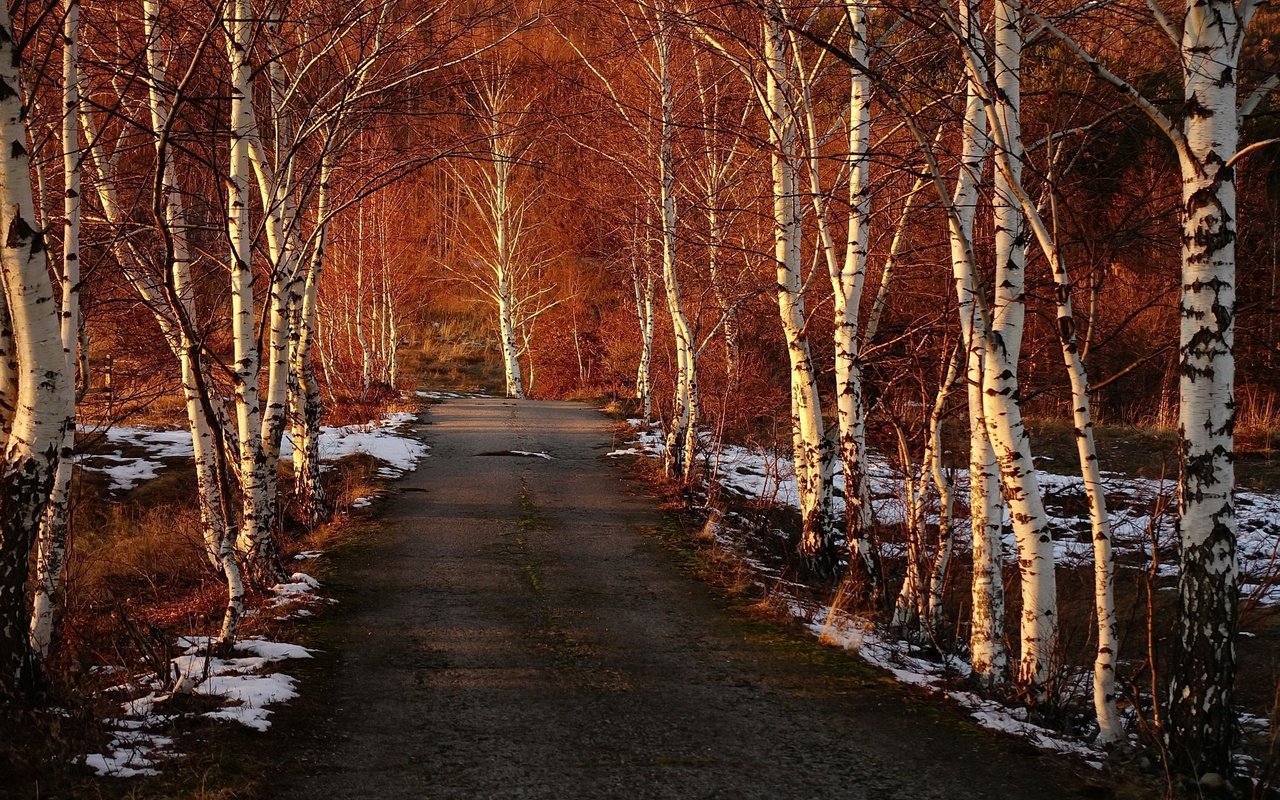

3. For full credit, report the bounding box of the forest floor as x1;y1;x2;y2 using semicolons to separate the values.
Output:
238;397;1129;799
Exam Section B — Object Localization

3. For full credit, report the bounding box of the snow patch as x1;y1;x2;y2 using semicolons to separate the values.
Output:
80;413;429;492
88;577;328;778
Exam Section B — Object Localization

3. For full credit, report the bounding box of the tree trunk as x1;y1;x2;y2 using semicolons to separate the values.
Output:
227;0;281;585
764;15;834;565
0;0;71;697
1167;0;1241;774
948;0;1006;685
632;259;655;419
30;0;82;660
977;0;1057;694
290;151;331;527
834;1;876;592
655;24;698;482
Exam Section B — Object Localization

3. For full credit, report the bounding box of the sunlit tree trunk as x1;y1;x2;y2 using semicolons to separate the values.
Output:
227;0;280;585
1045;211;1120;743
979;0;1057;695
30;0;83;659
632;254;655;419
949;0;1006;685
0;0;71;697
835;1;875;589
953;0;1057;692
764;14;834;563
78;17;246;642
291;154;332;527
251;13;304;543
655;23;698;482
1166;0;1241;773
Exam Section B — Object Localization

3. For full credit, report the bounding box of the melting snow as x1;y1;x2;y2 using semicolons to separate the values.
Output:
79;412;429;492
612;420;1280;603
611;418;1280;767
88;580;325;777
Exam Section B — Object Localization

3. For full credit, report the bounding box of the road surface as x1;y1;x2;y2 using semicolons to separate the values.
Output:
266;398;1101;799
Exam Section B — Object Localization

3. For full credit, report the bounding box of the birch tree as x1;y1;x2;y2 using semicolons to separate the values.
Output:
967;0;1058;694
30;0;84;660
560;5;700;481
449;70;547;400
943;0;1007;687
630;222;656;418
786;2;877;588
0;0;72;697
1013;0;1277;771
226;0;282;585
761;12;835;563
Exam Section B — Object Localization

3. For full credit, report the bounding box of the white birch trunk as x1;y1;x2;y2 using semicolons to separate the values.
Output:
1167;0;1242;773
973;39;1124;732
0;0;71;695
764;16;834;563
1049;233;1121;743
632;259;655;419
80;47;240;635
975;0;1057;694
227;0;280;585
30;0;82;659
835;2;876;588
290;156;331;526
251;16;302;542
139;0;244;641
949;0;1006;684
655;24;698;482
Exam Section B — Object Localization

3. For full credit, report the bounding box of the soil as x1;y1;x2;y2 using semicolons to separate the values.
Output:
251;398;1124;799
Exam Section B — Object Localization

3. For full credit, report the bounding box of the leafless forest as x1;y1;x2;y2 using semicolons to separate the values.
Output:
0;0;1278;795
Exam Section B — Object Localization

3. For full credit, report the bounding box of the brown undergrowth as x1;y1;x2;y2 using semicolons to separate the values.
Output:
0;404;418;800
609;409;1280;797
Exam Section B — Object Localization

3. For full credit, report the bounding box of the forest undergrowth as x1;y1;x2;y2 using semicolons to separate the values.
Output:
0;390;425;799
605;402;1280;798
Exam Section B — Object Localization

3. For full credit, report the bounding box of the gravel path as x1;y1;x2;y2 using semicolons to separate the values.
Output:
267;398;1101;799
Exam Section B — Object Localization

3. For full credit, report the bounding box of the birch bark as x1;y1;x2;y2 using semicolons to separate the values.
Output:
0;0;72;696
30;0;83;658
763;14;834;563
655;23;699;482
980;0;1058;695
834;1;875;588
942;0;1007;685
1167;0;1241;773
227;0;281;585
291;154;331;526
631;253;655;419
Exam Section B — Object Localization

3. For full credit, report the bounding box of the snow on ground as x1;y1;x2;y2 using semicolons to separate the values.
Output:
509;450;553;459
87;579;325;777
796;599;1103;768
613;420;1280;600
76;427;194;491
79;412;429;492
280;412;429;474
609;418;1280;765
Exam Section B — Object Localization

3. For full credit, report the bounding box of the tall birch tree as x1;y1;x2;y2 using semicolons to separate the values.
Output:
0;0;72;697
1014;0;1277;771
30;0;84;660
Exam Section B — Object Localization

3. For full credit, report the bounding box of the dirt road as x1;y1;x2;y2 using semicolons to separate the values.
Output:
266;398;1102;799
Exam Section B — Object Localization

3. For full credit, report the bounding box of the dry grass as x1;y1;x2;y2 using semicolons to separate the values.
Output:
409;312;503;394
